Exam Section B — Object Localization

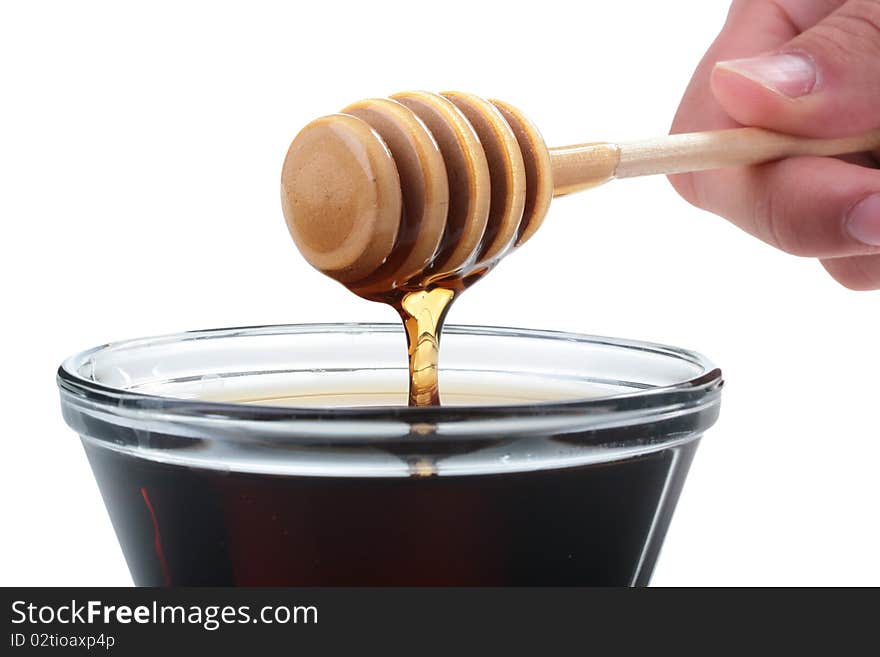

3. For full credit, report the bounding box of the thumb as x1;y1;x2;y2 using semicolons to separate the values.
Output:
710;0;880;137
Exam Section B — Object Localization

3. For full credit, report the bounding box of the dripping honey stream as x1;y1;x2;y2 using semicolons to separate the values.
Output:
394;287;457;406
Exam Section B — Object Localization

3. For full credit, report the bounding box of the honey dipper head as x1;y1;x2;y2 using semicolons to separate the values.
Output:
281;114;403;283
281;92;553;292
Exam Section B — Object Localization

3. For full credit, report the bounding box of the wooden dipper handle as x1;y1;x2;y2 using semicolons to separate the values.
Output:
550;127;880;196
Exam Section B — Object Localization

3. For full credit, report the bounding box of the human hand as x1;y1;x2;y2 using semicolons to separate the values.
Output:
670;0;880;290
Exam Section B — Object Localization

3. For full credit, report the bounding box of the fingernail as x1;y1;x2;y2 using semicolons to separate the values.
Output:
716;52;817;98
846;194;880;246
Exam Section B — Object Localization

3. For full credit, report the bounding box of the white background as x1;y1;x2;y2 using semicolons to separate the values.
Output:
1;0;877;586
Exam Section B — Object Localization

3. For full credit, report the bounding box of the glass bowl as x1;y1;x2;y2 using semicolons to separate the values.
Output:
58;323;722;586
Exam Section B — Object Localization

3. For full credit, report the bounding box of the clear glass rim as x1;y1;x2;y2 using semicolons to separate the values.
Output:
58;323;723;425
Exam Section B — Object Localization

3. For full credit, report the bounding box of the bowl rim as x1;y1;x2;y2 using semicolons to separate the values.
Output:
57;322;723;425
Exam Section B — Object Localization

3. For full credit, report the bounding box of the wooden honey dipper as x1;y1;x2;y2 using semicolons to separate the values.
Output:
282;91;880;407
281;90;880;299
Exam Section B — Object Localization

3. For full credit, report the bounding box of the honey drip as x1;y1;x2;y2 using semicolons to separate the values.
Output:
394;287;457;407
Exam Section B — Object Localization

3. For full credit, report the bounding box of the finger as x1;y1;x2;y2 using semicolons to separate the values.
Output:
682;156;880;258
711;0;880;136
772;0;847;30
822;254;880;290
672;0;806;135
669;0;813;204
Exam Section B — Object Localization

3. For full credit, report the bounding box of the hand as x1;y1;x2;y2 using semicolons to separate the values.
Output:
670;0;880;290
